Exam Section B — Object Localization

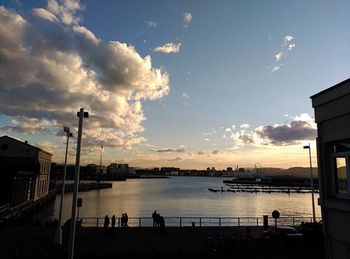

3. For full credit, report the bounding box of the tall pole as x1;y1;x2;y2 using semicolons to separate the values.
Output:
304;143;316;223
54;128;72;245
308;144;316;223
99;145;103;173
68;108;88;259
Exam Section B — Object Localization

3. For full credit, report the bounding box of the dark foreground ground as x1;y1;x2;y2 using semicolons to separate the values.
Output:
0;226;325;259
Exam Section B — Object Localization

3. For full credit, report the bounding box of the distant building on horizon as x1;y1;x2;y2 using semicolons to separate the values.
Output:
107;163;136;175
160;167;180;175
311;78;350;259
0;135;52;211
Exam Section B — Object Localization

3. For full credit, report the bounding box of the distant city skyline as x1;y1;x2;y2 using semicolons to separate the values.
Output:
0;0;349;169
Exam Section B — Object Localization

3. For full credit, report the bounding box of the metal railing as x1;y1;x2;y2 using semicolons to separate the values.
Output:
78;216;321;228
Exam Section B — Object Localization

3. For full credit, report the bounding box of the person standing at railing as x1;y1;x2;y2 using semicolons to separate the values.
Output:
104;215;110;228
125;213;129;227
121;214;125;227
152;210;157;227
159;216;165;232
111;215;116;228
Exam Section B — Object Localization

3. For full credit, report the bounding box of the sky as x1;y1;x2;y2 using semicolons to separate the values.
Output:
0;0;349;169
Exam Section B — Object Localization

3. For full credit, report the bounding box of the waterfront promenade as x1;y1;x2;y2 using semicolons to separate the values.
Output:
0;226;324;259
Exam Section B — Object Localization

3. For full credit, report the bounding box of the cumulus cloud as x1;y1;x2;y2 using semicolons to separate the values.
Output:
183;12;192;28
256;120;316;145
240;123;250;129
154;43;181;53
147;21;157;28
37;140;58;154
203;138;210;142
197;150;205;155
0;2;170;149
47;0;84;25
212;150;219;155
223;113;316;147
32;8;59;22
0;116;54;135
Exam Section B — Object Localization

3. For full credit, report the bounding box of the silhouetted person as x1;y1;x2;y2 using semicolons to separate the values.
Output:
152;210;157;227
159;216;165;232
111;215;116;228
124;213;129;227
121;213;126;227
104;215;110;228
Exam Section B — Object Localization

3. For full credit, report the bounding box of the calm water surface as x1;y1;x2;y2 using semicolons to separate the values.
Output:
41;176;321;222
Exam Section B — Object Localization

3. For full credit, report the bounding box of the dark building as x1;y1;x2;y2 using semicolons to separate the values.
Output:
311;78;350;259
0;136;52;211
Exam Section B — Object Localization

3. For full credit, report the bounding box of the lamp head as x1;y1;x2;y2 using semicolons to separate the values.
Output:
76;111;89;118
63;126;70;133
303;145;310;149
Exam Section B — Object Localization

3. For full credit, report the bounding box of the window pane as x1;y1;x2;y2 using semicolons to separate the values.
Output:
335;157;348;194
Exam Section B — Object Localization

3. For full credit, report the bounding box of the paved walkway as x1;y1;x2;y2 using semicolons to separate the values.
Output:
0;226;325;259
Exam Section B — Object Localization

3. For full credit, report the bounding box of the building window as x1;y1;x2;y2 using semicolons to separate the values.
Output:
335;157;348;194
333;141;350;196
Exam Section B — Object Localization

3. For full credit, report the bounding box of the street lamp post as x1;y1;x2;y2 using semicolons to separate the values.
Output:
68;108;89;259
303;143;316;223
54;127;73;245
99;145;103;173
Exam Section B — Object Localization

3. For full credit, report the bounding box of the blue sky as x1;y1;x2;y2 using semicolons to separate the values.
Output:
0;0;349;168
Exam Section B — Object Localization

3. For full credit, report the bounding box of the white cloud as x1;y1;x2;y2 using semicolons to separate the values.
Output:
271;35;295;72
147;21;157;28
225;128;232;132
271;66;280;72
0;3;170;149
203;138;210;142
240;123;250;129
284;35;294;44
47;0;84;25
275;52;284;61
288;43;296;50
32;8;59;22
37;141;57;154
183;12;192;27
154;43;181;53
222;113;316;147
181;93;190;99
0;116;54;135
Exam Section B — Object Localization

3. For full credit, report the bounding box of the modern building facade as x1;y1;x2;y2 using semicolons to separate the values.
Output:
311;78;350;259
0;136;52;210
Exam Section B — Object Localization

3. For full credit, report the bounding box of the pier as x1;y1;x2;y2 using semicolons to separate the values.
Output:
56;182;113;193
224;184;319;194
